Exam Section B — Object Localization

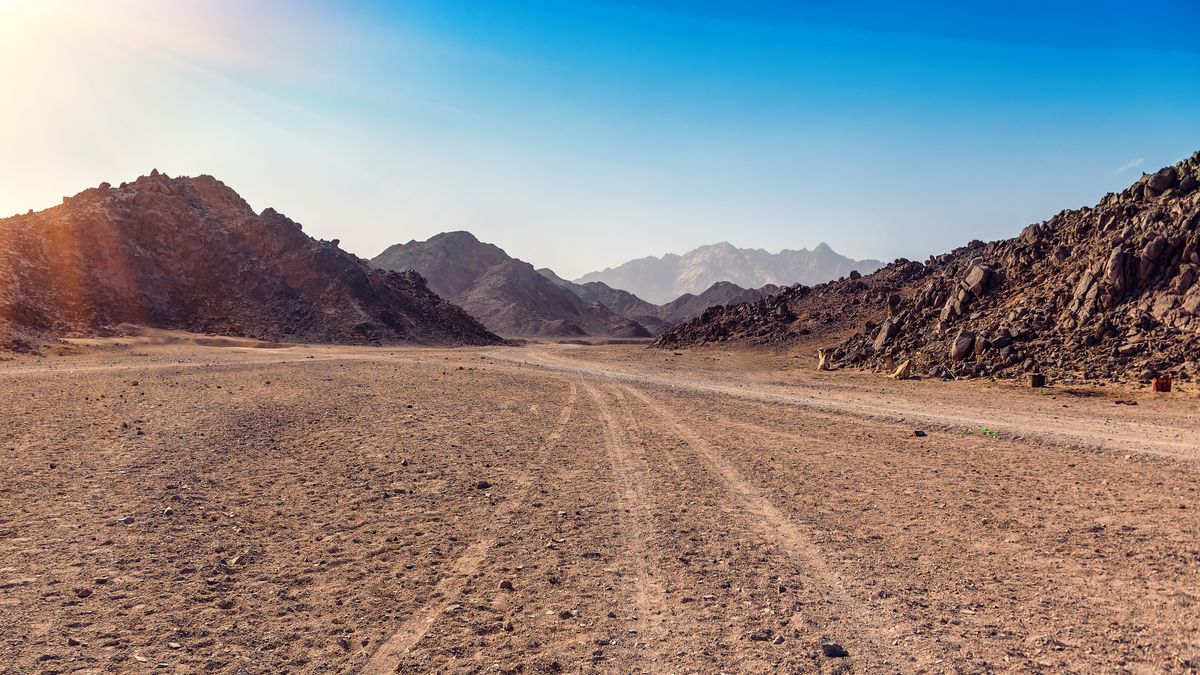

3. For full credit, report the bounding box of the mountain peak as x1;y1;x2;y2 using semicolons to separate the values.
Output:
371;231;652;339
576;242;883;304
1;174;500;349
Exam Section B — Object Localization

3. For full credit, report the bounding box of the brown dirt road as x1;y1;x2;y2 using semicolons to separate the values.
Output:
0;341;1197;673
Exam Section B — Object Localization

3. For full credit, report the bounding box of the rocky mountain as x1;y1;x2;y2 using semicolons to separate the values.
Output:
577;241;883;304
0;171;500;351
535;268;672;335
655;281;782;325
372;232;651;339
657;152;1200;384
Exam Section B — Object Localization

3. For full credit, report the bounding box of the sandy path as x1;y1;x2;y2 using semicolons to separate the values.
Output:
0;342;1196;672
491;345;1200;460
362;383;580;673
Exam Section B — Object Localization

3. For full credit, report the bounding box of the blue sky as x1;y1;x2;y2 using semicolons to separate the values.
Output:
1;0;1198;277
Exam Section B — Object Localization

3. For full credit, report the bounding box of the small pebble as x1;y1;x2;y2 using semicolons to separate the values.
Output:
822;641;849;658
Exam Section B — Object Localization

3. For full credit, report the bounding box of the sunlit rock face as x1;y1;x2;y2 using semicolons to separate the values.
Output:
0;171;500;349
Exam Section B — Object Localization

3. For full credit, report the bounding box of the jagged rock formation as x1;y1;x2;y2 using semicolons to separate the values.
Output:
0;171;500;351
372;232;651;339
577;241;883;304
657;152;1200;383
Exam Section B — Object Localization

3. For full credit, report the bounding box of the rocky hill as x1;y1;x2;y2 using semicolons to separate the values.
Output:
536;268;672;335
372;232;651;339
0;171;500;351
538;269;778;334
655;281;782;326
654;264;924;349
657;153;1200;384
578;241;883;304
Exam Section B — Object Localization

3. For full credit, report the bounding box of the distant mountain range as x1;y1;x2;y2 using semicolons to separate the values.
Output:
372;232;798;339
576;242;884;304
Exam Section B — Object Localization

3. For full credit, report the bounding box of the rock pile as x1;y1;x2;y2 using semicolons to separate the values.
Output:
654;261;928;349
658;152;1200;383
838;152;1200;382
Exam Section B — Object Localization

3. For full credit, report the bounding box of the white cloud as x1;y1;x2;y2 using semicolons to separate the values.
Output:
1117;157;1145;173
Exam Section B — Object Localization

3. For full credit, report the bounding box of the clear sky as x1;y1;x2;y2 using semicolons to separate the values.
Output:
2;0;1198;278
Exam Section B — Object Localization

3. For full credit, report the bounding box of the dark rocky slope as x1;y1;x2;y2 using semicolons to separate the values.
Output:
0;171;499;350
372;232;651;339
658;152;1200;383
536;268;672;335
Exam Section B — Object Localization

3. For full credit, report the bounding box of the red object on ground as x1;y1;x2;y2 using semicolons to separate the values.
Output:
1152;377;1172;393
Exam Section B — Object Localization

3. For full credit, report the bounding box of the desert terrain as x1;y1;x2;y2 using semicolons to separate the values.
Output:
1;338;1198;673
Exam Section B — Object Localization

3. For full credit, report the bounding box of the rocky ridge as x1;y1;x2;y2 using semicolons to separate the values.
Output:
658;152;1200;384
0;172;500;351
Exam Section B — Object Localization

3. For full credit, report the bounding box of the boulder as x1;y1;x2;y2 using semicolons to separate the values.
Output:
950;330;976;361
873;318;898;349
816;349;832;371
1103;248;1134;296
1148;167;1178;192
963;264;992;296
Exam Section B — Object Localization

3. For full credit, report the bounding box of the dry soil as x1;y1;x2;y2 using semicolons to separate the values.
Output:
1;340;1197;673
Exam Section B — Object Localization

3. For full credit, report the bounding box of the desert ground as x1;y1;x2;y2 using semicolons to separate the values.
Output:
1;338;1198;673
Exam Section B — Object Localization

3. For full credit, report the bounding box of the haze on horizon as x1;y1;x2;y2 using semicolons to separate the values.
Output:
1;0;1198;278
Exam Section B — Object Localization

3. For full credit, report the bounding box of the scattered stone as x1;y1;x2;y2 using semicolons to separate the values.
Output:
499;579;514;591
74;588;92;599
822;641;849;658
913;430;927;437
748;628;774;642
816;349;832;371
475;480;492;490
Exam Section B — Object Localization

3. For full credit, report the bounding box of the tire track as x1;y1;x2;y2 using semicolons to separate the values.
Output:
619;382;908;670
362;382;579;674
490;347;1200;461
580;380;670;667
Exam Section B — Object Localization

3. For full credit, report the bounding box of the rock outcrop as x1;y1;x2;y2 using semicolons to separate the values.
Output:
0;172;500;350
658;152;1200;384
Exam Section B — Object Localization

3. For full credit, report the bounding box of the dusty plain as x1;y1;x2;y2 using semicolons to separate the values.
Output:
1;338;1198;673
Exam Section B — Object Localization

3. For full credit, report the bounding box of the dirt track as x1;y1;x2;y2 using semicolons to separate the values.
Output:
1;342;1197;673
